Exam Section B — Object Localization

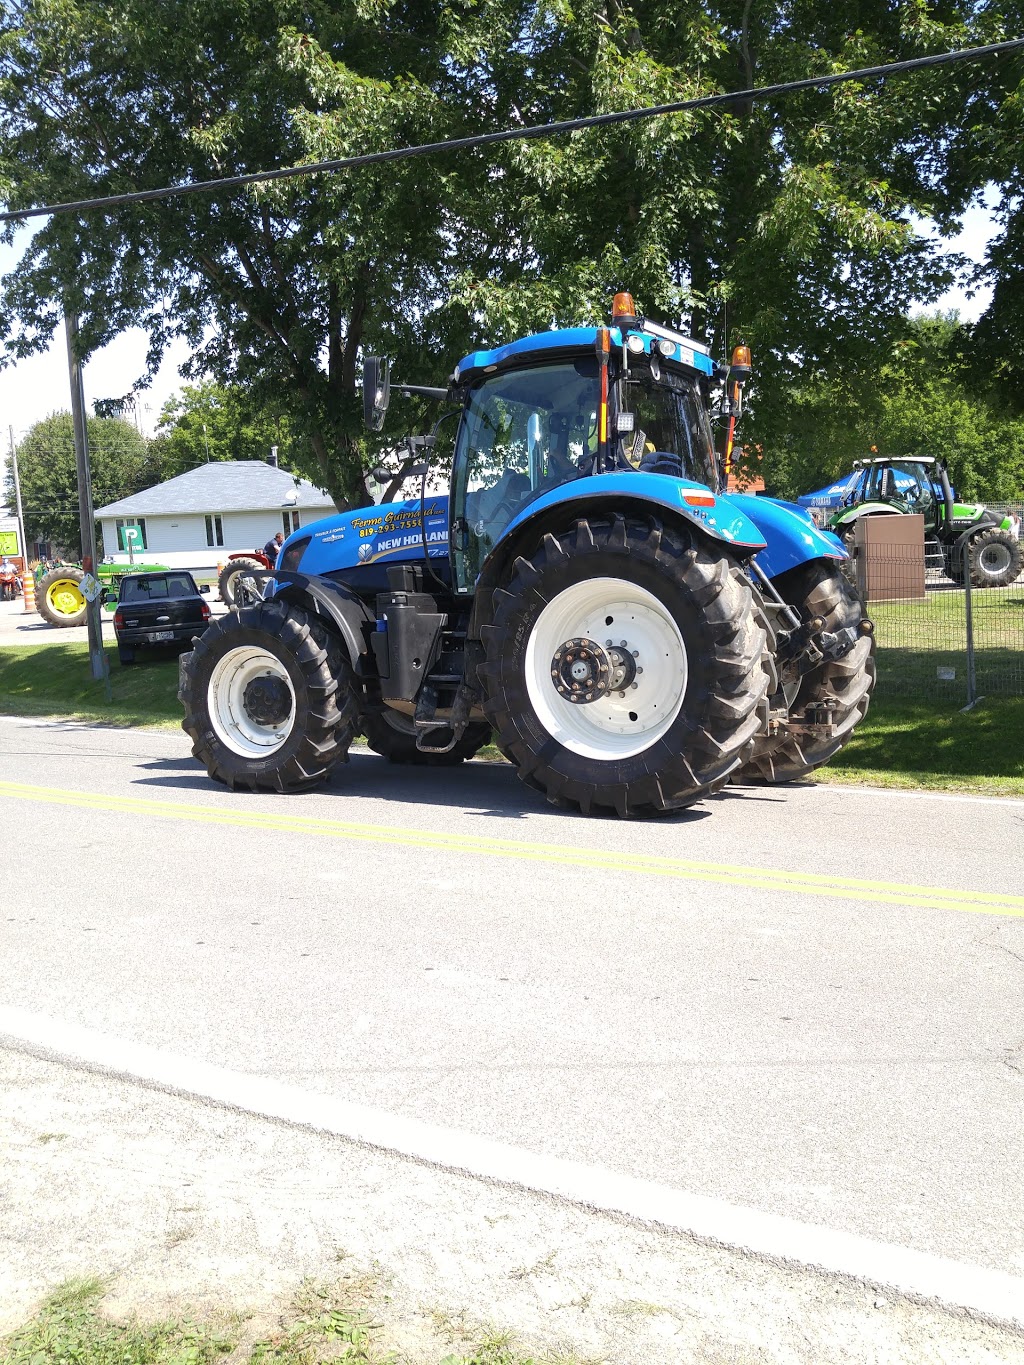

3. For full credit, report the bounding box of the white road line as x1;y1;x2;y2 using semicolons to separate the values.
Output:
2;1005;1022;1329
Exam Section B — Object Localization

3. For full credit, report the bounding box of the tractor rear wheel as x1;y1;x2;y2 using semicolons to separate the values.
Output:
218;556;266;607
967;528;1021;588
733;560;875;785
37;567;87;627
479;515;770;817
179;599;358;791
361;707;492;765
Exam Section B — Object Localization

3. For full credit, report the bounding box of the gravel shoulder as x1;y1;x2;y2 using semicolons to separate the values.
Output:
2;1047;1022;1365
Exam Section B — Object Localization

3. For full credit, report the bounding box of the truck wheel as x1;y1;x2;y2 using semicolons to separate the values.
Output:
967;528;1021;588
37;568;87;627
361;708;492;765
734;560;875;785
479;516;770;817
179;599;358;791
218;557;265;607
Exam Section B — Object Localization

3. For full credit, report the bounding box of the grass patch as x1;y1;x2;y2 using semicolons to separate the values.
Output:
0;1277;236;1365
0;642;183;728
816;694;1024;796
0;1279;595;1365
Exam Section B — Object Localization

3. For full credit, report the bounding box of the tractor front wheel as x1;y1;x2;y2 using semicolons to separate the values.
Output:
361;707;492;765
179;599;358;791
218;556;266;607
37;567;87;627
734;560;875;785
479;516;770;817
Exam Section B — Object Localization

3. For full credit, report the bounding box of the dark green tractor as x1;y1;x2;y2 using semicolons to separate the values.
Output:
829;456;1021;588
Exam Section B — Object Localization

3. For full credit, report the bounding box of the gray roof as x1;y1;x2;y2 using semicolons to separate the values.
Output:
95;461;336;517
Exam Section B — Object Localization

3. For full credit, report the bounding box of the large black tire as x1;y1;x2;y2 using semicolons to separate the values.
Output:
966;528;1021;588
179;599;358;792
478;515;771;817
361;707;492;765
734;560;875;785
36;567;87;627
218;557;266;607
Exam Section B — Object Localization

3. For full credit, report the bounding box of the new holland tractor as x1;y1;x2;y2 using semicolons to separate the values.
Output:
178;293;875;816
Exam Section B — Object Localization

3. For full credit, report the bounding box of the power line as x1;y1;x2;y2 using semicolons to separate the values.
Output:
2;39;1022;225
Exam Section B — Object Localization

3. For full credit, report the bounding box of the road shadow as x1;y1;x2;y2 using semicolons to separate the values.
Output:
132;748;715;825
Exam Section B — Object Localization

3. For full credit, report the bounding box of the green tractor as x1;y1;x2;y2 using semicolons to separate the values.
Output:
828;456;1021;588
35;559;171;627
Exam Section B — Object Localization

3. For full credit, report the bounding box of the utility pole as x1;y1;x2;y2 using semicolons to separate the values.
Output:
8;426;29;569
64;309;106;682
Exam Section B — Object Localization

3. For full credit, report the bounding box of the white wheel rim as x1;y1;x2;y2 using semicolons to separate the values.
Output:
524;577;687;760
208;646;296;758
979;542;1011;575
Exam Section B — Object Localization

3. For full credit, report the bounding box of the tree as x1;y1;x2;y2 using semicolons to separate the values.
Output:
1;1;1015;511
149;381;298;480
759;312;1024;501
5;413;153;555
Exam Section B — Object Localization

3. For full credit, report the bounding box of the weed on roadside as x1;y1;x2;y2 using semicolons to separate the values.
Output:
0;1277;236;1365
2;1279;601;1365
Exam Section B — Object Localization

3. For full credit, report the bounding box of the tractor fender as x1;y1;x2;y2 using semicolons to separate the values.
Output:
468;475;767;637
497;472;768;554
267;571;374;666
831;503;903;530
725;494;848;579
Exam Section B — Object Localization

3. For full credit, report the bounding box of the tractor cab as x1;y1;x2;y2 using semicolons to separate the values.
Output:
852;457;941;527
447;297;721;590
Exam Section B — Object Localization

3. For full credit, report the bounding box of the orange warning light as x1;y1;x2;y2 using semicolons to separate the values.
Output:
612;292;637;325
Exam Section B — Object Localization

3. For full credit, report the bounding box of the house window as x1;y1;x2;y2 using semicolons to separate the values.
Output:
116;518;147;552
283;510;301;535
205;514;224;547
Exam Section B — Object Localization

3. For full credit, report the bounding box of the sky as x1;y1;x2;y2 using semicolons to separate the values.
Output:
0;196;1003;454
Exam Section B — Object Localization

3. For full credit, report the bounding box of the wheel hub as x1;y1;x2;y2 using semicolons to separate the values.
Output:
550;638;612;704
242;674;292;725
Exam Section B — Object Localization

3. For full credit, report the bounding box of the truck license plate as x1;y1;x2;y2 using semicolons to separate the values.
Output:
149;630;175;641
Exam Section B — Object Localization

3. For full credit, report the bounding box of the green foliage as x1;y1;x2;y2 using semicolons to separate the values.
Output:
4;412;154;555
759;312;1024;500
0;1276;236;1365
151;382;298;480
0;1;1017;511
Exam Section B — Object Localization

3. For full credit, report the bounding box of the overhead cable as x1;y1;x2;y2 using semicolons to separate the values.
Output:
1;38;1022;225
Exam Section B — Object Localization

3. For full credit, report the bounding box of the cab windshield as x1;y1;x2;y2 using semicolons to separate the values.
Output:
616;365;718;490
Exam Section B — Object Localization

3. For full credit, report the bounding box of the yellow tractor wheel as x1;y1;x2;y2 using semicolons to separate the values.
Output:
37;568;88;627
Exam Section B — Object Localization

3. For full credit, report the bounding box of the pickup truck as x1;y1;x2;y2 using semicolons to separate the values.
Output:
113;570;211;665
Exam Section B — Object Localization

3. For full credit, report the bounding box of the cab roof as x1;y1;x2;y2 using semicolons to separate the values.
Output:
456;326;715;384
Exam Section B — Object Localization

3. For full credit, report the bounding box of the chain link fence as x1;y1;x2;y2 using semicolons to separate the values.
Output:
853;504;1023;705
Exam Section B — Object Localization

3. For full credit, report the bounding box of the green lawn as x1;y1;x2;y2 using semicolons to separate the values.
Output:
0;641;184;728
1;640;1022;796
869;585;1024;696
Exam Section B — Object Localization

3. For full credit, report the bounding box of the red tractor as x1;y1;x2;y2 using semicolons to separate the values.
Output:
217;550;277;607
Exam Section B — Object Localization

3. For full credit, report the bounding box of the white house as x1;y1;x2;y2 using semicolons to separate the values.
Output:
95;461;337;570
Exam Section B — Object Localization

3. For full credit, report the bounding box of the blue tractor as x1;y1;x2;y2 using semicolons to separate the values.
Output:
179;293;875;816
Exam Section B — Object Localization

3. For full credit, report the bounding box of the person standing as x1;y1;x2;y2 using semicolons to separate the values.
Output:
263;531;284;564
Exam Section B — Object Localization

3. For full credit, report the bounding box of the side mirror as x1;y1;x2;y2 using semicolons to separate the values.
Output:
200;583;210;594
363;356;391;432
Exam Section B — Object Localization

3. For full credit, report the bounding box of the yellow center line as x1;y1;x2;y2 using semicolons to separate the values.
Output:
2;779;1022;917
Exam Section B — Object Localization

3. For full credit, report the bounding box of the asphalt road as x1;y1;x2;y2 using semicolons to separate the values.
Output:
1;715;1023;1284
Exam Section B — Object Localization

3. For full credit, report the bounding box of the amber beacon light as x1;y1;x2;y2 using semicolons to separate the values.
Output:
730;344;752;379
612;292;638;326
